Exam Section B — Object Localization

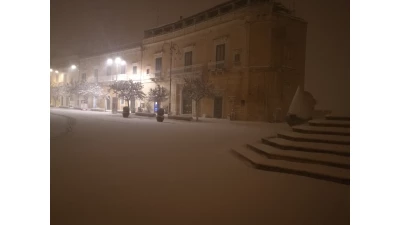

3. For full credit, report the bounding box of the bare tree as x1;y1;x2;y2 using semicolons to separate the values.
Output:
75;81;92;102
80;82;107;101
69;80;84;105
88;83;107;108
147;84;168;108
183;77;216;121
109;80;146;109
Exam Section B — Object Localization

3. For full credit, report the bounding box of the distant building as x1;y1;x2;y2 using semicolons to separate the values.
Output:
50;0;307;121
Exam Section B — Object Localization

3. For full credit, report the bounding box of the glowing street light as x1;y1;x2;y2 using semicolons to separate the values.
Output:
107;58;113;65
50;69;53;72
115;57;121;64
55;70;59;74
120;60;126;65
71;65;77;70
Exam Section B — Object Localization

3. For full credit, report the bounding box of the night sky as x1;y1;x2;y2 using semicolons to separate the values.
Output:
51;0;349;111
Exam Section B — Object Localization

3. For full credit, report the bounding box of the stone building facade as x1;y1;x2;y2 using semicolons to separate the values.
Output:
50;0;307;122
141;0;307;121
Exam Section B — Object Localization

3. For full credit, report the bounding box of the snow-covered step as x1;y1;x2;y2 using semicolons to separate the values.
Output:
247;143;350;169
325;114;350;121
277;130;350;145
308;119;350;128
292;124;350;136
231;146;350;185
262;137;350;156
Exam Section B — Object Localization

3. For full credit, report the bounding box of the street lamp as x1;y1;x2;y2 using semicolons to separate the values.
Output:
164;41;180;115
50;69;53;72
55;70;59;74
70;64;79;82
107;58;113;65
115;57;121;64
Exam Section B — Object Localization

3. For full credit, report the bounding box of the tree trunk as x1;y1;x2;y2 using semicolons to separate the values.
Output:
127;99;130;108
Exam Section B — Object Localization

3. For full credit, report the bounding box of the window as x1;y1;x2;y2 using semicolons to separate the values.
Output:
155;57;162;76
184;51;193;72
216;44;225;69
94;69;98;82
234;53;241;64
107;66;111;76
132;66;137;74
120;65;126;74
81;73;86;81
184;51;192;66
146;69;150;74
216;44;225;62
155;57;162;73
120;98;125;105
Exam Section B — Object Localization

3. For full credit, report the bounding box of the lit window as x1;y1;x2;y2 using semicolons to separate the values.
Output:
133;66;137;74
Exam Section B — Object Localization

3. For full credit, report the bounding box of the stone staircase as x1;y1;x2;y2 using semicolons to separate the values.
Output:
231;114;350;185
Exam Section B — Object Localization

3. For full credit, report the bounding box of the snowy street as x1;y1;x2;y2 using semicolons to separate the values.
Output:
50;108;349;225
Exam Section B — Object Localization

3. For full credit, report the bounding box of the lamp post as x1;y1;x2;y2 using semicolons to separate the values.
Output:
115;57;121;80
70;64;79;83
164;41;180;115
71;64;81;107
107;57;123;113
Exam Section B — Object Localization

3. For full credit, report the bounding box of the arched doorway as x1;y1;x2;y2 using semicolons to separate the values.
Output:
182;87;192;114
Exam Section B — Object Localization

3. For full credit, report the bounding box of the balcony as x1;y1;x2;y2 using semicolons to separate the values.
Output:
208;61;225;71
154;70;162;77
97;74;129;83
167;64;203;77
143;0;267;39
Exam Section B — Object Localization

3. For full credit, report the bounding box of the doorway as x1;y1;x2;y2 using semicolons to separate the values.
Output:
214;97;223;118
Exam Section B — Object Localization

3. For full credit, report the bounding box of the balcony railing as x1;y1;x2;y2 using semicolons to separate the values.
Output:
208;61;225;70
97;74;129;82
154;70;162;77
167;64;203;76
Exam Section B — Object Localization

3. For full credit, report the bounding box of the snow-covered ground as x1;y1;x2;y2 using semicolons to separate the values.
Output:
51;108;349;225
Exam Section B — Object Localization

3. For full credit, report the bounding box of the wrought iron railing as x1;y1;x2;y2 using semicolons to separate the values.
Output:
97;74;129;82
208;61;225;70
167;64;203;76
